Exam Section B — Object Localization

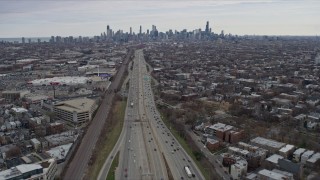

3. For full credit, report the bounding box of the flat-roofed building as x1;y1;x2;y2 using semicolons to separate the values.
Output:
205;122;233;140
301;150;314;164
230;158;248;180
258;169;291;180
250;137;285;154
293;148;306;162
1;90;29;102
306;152;320;168
263;154;284;170
0;158;57;180
278;144;295;159
53;98;97;126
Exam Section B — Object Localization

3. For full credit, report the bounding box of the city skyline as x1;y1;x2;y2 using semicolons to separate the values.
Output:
1;0;320;38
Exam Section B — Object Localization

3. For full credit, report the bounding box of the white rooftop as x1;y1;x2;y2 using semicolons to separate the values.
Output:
302;150;314;157
207;138;219;144
11;107;28;113
44;131;76;146
229;146;250;155
16;164;42;173
251;137;285;149
46;143;73;160
272;169;293;178
279;144;295;153
210;122;233;132
30;138;41;145
266;154;284;164
258;169;287;179
294;148;306;155
29;76;89;86
307;152;320;163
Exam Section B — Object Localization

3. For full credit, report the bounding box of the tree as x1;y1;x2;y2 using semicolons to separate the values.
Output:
6;146;21;159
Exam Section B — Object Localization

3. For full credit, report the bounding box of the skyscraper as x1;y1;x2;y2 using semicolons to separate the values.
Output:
22;37;25;44
205;21;209;33
130;27;132;35
107;25;112;38
139;25;142;35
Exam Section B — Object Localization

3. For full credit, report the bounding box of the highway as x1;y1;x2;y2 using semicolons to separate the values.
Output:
119;50;168;180
99;50;168;180
63;49;133;180
100;49;204;180
136;49;205;180
100;49;205;180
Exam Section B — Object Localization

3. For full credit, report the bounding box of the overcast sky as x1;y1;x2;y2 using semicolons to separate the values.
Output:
1;0;320;37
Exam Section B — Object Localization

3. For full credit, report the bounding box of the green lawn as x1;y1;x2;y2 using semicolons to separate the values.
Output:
87;100;127;180
106;151;120;180
159;111;211;180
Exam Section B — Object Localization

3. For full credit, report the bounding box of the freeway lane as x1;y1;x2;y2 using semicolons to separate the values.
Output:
100;49;168;180
119;50;168;180
100;49;204;180
63;49;133;180
136;49;205;180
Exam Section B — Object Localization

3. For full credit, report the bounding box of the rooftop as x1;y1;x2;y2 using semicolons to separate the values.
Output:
302;150;314;157
307;152;320;163
279;144;295;153
251;137;285;149
294;148;306;155
44;131;77;146
46;143;73;160
258;169;287;179
29;76;89;86
266;154;284;164
54;98;96;113
209;122;233;132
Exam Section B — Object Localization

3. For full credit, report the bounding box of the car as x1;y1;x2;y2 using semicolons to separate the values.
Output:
154;148;157;151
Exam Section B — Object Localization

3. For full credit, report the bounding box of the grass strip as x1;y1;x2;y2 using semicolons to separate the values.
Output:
106;151;120;180
85;100;127;180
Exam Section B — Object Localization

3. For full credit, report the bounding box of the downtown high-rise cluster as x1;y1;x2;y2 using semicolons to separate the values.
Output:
20;21;226;44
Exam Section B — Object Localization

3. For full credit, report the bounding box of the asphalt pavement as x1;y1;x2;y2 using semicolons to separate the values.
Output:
63;49;133;180
99;49;205;180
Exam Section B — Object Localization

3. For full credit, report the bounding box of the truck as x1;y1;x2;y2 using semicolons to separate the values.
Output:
130;102;134;107
184;166;192;178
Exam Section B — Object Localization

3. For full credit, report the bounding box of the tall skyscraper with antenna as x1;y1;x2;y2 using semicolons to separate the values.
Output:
205;21;209;33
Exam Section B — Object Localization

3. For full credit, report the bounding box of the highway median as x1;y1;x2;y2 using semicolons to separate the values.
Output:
84;97;127;180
